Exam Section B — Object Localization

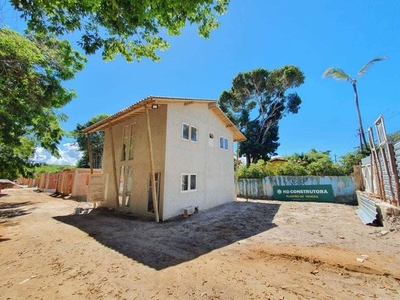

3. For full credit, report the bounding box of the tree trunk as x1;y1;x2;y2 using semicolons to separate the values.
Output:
352;80;368;151
246;154;251;167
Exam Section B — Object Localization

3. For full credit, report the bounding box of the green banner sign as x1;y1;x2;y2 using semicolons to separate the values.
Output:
273;185;334;202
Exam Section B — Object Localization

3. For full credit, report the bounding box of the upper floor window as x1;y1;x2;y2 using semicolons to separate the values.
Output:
219;137;228;150
121;124;135;161
182;123;197;142
121;126;129;161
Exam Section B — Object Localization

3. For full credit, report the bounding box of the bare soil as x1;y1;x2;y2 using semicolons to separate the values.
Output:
0;188;399;300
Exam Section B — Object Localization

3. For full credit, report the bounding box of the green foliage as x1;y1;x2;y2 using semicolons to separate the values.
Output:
72;114;110;169
0;137;37;179
237;160;275;178
339;150;366;175
0;28;85;179
286;149;345;176
11;0;230;62
0;28;86;154
322;56;387;151
34;164;73;175
236;149;363;178
275;162;308;176
219;67;305;165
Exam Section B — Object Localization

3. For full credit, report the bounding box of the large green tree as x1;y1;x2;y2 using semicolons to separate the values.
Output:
219;67;305;165
0;137;37;179
0;28;86;178
10;0;230;62
322;56;387;152
72;114;110;169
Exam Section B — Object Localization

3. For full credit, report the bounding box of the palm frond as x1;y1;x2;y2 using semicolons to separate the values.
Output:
322;67;352;82
357;56;388;77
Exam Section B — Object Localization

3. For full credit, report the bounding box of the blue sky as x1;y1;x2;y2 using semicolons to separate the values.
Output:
4;0;400;164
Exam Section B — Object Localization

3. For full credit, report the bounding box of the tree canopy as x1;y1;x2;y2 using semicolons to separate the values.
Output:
219;67;305;165
322;56;387;152
0;28;86;152
237;149;361;178
72;114;110;169
11;0;230;62
0;28;85;178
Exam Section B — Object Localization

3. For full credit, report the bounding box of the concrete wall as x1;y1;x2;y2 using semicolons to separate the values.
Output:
237;176;356;204
71;169;102;200
163;103;236;220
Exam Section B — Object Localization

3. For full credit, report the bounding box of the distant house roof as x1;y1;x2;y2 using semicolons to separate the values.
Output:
270;156;288;163
82;96;246;142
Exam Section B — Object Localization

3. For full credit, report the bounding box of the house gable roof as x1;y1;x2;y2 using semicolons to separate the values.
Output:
82;96;246;142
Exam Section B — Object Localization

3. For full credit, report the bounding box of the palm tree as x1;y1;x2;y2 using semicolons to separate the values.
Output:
322;56;387;151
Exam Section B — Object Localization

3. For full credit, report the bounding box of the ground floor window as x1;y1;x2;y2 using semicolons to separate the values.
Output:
181;173;197;192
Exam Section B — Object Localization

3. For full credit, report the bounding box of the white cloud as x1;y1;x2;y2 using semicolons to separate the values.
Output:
33;143;83;165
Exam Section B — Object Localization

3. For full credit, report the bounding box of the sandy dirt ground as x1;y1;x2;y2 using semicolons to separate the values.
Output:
0;188;399;300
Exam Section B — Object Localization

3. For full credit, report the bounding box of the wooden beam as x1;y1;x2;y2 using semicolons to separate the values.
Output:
381;145;396;203
184;101;194;106
208;102;217;109
87;133;93;174
146;107;160;222
388;143;400;205
109;123;119;208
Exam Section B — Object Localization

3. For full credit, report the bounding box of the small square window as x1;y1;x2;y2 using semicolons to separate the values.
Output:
181;173;197;192
224;138;228;150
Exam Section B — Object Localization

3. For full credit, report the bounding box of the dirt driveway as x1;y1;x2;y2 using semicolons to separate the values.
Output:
0;188;399;299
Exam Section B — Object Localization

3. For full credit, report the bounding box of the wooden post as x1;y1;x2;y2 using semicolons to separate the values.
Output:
87;133;94;174
235;142;240;200
381;146;395;203
146;106;159;222
372;149;385;200
109;123;119;208
388;144;400;205
370;153;374;193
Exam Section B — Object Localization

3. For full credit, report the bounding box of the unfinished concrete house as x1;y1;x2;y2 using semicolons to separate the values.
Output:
83;96;246;221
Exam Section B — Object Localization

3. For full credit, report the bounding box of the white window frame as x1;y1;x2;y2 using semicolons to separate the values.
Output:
182;123;198;143
219;136;229;151
181;173;197;192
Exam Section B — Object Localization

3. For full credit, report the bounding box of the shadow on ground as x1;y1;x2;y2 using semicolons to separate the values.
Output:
54;201;280;270
0;201;35;219
0;235;10;242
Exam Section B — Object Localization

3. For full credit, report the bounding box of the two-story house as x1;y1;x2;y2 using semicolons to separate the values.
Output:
82;96;246;221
